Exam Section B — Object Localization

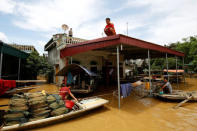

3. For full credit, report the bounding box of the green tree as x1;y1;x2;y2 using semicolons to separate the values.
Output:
39;56;54;83
25;51;54;82
151;36;197;72
25;51;41;79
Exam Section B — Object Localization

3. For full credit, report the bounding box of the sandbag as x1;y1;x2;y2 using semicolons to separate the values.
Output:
30;103;48;109
5;94;29;126
49;100;64;109
46;94;61;103
26;92;50;121
47;94;68;116
28;96;46;102
25;92;45;98
28;96;46;106
4;112;24;119
49;102;59;109
46;95;56;103
29;100;46;106
9;98;27;106
51;107;69;116
31;110;51;117
4;110;28;125
31;107;49;114
13;94;26;98
10;105;28;111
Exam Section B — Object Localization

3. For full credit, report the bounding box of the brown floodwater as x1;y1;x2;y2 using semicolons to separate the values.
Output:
1;78;197;131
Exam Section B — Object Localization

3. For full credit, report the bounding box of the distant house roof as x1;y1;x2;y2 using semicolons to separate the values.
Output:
60;34;184;59
0;41;29;59
8;44;38;54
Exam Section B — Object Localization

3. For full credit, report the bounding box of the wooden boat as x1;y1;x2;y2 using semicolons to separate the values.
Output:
1;97;109;131
4;86;41;96
153;90;197;101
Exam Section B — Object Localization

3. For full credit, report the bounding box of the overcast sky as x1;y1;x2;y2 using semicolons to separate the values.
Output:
0;0;197;54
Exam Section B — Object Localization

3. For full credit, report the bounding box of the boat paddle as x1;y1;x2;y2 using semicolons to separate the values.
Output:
173;95;193;109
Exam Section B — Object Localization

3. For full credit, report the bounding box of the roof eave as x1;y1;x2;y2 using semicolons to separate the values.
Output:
60;34;185;58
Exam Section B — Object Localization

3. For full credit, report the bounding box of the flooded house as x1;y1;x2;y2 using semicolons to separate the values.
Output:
44;34;127;86
45;33;184;97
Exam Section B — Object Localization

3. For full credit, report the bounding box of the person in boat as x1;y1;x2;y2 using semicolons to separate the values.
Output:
161;78;172;94
59;83;78;102
104;18;116;36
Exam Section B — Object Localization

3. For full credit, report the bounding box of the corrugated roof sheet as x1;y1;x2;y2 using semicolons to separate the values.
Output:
60;34;184;58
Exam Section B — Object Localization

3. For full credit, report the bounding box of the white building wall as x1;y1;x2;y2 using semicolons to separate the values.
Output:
48;49;126;85
48;47;65;85
71;53;103;71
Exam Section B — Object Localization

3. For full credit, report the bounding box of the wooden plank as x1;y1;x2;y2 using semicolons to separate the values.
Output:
16;80;46;83
4;86;41;95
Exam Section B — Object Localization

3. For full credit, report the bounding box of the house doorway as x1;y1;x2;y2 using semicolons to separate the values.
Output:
55;65;60;84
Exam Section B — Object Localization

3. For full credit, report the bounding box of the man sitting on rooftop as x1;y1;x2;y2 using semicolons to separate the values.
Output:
104;18;116;36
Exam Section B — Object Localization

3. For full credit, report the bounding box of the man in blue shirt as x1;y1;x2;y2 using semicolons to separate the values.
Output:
162;78;173;94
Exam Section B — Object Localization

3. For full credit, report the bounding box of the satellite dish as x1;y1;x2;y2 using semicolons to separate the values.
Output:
62;24;69;32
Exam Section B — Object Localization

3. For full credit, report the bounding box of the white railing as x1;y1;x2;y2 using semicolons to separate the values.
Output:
62;36;86;45
56;36;86;50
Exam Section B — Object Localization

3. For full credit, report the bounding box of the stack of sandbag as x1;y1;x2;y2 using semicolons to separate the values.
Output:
25;92;51;122
46;94;69;116
4;94;28;126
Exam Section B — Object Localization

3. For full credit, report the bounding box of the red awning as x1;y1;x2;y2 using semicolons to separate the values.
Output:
60;34;184;58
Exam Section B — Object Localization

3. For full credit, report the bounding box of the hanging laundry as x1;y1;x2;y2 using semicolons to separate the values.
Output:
67;72;73;85
120;83;133;98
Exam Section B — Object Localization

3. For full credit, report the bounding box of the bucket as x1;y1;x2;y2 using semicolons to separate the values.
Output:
65;100;75;109
145;82;150;90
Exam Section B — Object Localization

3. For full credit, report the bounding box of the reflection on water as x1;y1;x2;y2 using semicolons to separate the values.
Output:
1;78;197;131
